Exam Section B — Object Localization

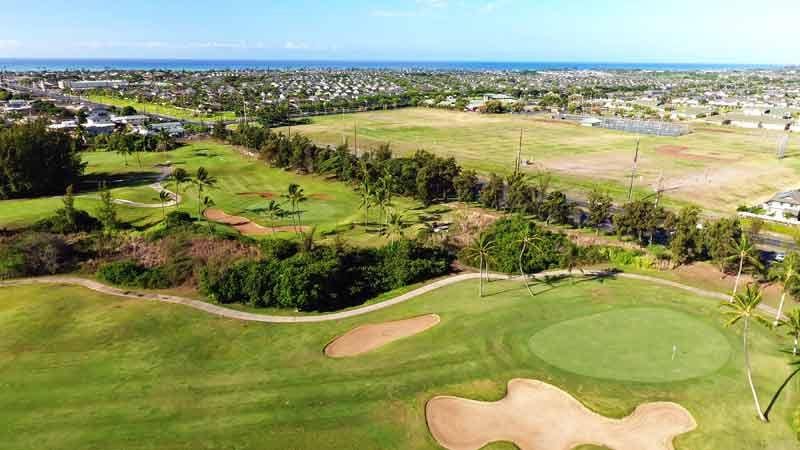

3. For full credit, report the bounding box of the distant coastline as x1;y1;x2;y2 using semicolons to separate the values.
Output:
0;58;789;72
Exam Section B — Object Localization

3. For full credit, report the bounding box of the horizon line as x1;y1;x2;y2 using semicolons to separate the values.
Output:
0;56;794;67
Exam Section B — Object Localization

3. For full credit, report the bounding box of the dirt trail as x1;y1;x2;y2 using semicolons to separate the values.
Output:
0;270;784;324
426;378;696;450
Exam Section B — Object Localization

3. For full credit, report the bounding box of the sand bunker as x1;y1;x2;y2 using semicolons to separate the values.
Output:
426;379;695;450
204;208;308;236
324;314;440;358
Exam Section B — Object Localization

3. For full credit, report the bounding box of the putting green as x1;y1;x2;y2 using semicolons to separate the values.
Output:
529;307;731;383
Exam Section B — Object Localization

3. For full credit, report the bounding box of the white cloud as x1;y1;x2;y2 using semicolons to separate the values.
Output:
417;0;448;8
0;40;21;50
370;9;418;17
284;41;310;50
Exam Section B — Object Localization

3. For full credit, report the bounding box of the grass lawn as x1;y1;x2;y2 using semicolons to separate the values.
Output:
0;277;797;449
287;108;800;213
85;94;238;122
0;141;430;242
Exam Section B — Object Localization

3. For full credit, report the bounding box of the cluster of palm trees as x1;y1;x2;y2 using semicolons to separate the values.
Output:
259;183;308;235
722;233;800;423
357;165;397;231
463;226;575;298
108;129;176;167
164;166;217;219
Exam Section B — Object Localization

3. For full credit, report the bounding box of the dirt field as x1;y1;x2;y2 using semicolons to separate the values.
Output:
288;108;800;213
324;314;440;357
426;378;696;450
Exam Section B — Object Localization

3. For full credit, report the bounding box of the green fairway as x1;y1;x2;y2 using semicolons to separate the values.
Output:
0;277;797;449
0;141;424;239
530;307;731;382
288;108;800;213
85;94;238;122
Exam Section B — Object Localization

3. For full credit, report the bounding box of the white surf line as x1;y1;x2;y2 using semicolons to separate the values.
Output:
0;270;785;323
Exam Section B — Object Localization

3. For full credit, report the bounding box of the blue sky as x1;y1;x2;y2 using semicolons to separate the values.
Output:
0;0;798;63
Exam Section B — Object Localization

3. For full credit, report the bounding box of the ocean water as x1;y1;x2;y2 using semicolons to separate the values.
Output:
0;58;786;72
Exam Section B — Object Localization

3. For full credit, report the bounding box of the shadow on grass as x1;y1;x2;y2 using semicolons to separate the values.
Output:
78;171;160;193
482;269;621;298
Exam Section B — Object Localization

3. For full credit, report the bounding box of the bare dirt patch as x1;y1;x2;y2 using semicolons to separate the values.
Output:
204;208;309;236
426;378;696;450
324;314;440;358
656;145;737;162
309;193;335;201
237;191;277;199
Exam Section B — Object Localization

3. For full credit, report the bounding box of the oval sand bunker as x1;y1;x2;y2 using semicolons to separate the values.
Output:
427;378;695;450
325;314;440;358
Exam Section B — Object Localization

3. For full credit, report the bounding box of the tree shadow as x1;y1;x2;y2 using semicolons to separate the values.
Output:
77;171;161;193
483;269;621;298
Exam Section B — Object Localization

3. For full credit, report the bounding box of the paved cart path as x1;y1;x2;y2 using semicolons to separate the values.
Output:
0;270;782;323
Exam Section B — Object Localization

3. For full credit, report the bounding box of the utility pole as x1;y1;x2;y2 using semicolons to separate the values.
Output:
514;128;523;176
627;137;640;202
354;121;358;156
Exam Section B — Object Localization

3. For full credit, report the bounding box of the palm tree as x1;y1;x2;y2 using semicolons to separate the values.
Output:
725;233;763;301
720;283;770;422
263;200;284;234
769;252;800;326
159;190;170;218
464;233;495;298
283;183;306;233
171;168;190;210
358;179;372;226
778;309;800;356
381;209;405;244
516;225;545;297
192;167;217;218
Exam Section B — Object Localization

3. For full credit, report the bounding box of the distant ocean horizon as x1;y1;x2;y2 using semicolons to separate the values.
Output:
0;58;790;72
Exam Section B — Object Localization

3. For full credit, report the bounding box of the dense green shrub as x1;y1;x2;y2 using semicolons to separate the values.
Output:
465;215;568;274
165;211;195;229
260;238;299;260
0;232;73;279
200;239;452;311
34;209;100;234
0;121;84;198
97;260;171;289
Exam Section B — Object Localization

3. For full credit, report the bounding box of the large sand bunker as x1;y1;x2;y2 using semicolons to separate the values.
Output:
426;379;695;450
324;314;440;358
204;208;308;236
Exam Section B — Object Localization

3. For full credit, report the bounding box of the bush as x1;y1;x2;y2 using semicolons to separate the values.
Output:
201;238;452;311
165;211;195;229
33;209;100;234
97;260;171;289
0;232;73;278
602;247;656;270
464;215;567;274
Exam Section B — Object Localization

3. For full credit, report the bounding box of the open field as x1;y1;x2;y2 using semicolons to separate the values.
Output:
85;94;238;122
0;141;409;238
1;277;797;449
287;108;800;213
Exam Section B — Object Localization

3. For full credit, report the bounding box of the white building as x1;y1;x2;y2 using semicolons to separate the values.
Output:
58;79;129;90
764;190;800;219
